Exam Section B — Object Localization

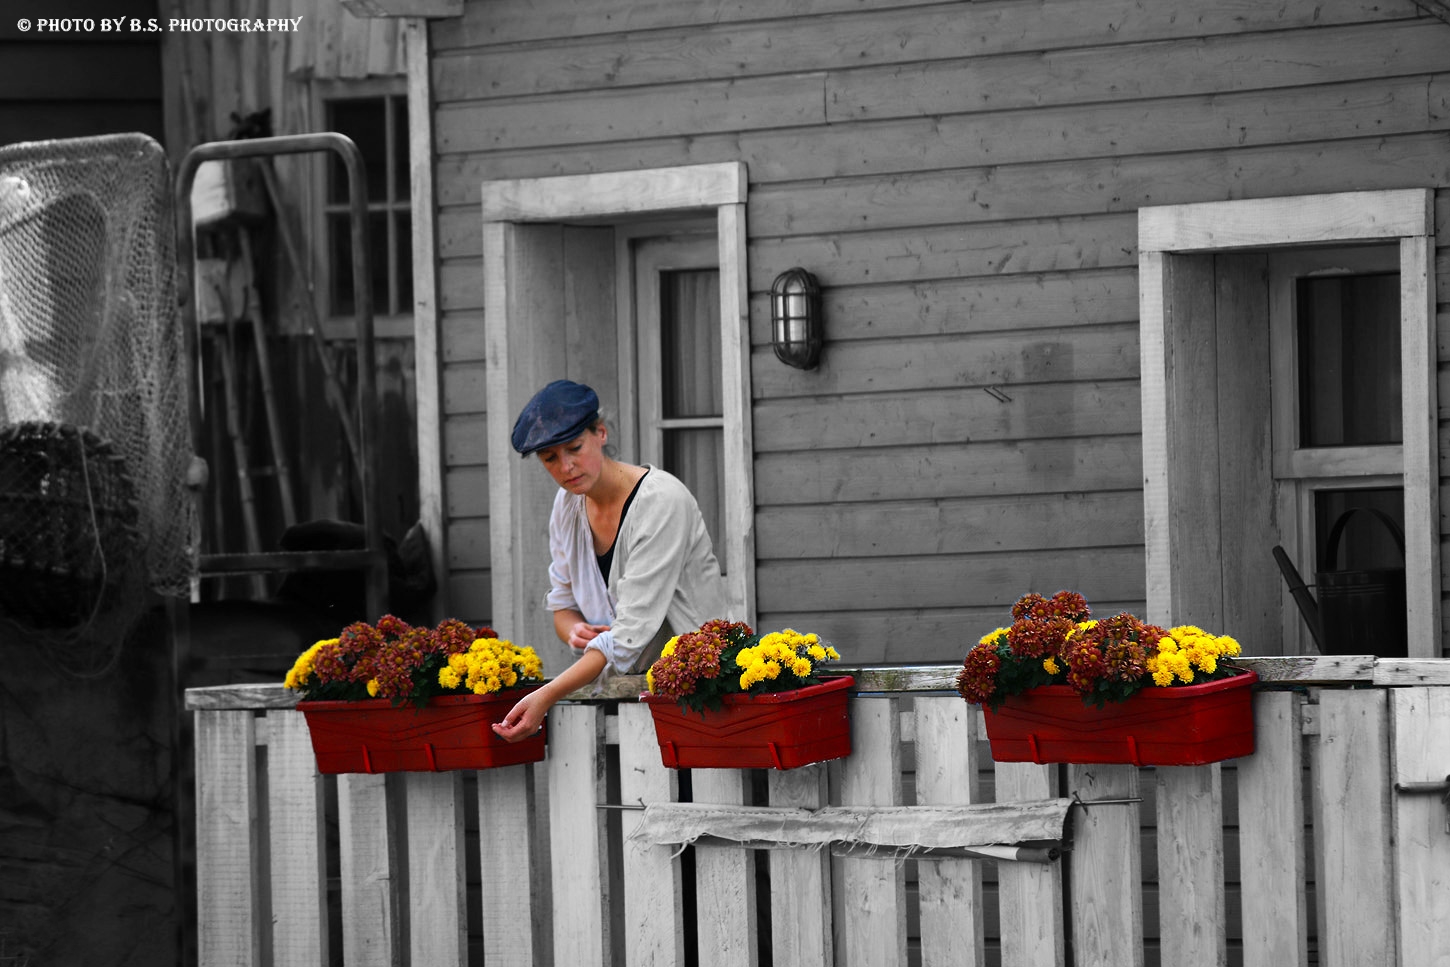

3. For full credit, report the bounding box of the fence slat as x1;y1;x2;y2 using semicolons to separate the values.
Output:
768;763;832;967
1155;765;1225;967
839;696;906;967
480;762;542;965
195;709;259;967
406;772;467;966
914;696;984;967
1237;690;1307;967
265;710;326;966
337;772;401;967
1316;689;1395;966
548;703;610;967
692;768;759;967
1390;687;1450;964
618;703;684;967
994;762;1064;967
1068;763;1143;967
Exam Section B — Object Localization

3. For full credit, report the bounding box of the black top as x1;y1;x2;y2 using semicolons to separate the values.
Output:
596;469;649;582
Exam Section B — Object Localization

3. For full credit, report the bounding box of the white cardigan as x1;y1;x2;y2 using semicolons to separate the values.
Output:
544;467;726;675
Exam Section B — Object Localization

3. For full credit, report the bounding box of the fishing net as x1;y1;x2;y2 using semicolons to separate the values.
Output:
0;133;195;649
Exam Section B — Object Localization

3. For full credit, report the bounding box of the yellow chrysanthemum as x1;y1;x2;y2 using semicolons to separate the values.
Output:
366;678;380;697
438;667;462;689
1043;657;1060;675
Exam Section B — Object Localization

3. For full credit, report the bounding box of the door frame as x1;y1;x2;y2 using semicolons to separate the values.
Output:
479;163;755;649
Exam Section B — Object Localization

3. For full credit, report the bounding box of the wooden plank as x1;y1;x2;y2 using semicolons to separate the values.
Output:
443;412;488;464
1400;233;1442;657
446;517;490;569
748;213;1140;288
718;201;756;622
442;359;488;414
913;697;984;967
1374;659;1450;685
994;763;1064;967
342;0;462;17
1155;766;1225;967
194;710;260;967
1140;188;1432;254
547;704;609;967
479;763;541;964
749;134;1450;238
1165;255;1224;630
405;772;467;967
753;437;1142;506
752;381;1141;452
404;15;448;618
1315;689;1395;966
766;764;832;967
265;710;327;966
755;491;1143;560
1213;253;1279;653
828;19;1445;125
428;0;1421;98
617;704;684;966
336;773;401;966
750;323;1139;398
1067;763;1143;967
1236;691;1308;967
755;547;1145;614
1390;687;1450;963
479;162;744;221
1138;249;1173;626
690;769;759;967
445;466;489;517
838;696;906;967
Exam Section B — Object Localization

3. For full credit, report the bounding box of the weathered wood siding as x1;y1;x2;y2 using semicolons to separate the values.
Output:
427;0;1450;660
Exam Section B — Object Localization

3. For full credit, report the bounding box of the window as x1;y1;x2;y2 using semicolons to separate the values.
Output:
1139;189;1439;657
1269;245;1406;651
318;84;411;322
632;234;726;559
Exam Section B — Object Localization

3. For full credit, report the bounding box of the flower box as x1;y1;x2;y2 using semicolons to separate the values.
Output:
641;675;854;770
981;671;1258;767
298;686;546;775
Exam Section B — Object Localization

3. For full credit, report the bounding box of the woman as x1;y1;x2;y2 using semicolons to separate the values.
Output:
493;379;726;742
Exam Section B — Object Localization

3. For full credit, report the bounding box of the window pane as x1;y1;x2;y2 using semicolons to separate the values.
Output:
325;97;388;203
328;212;390;316
663;428;724;566
1314;487;1404;571
660;268;722;420
392;96;410;202
396;212;412;311
1296;272;1400;447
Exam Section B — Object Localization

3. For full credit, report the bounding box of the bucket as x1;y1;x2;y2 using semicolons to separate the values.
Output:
1314;507;1407;658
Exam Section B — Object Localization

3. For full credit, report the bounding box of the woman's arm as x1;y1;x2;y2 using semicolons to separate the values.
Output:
554;608;609;652
491;648;608;743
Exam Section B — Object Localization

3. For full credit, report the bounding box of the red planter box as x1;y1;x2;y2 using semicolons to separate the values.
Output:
298;686;546;774
981;672;1258;767
641;675;855;770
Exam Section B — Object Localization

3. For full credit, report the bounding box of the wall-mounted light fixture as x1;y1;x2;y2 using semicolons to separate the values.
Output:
769;267;822;370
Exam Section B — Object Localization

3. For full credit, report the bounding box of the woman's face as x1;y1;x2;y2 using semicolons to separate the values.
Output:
536;424;607;494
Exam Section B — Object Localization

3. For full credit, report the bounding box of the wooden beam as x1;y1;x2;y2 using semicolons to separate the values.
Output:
1412;1;1450;24
341;0;462;18
480;163;746;222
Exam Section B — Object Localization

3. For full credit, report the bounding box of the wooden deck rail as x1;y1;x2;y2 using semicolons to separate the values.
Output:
185;657;1450;966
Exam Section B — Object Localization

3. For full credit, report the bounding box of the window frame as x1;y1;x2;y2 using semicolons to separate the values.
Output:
311;76;414;340
1139;189;1439;657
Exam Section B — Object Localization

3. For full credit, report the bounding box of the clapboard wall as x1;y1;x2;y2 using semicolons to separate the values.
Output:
425;0;1450;661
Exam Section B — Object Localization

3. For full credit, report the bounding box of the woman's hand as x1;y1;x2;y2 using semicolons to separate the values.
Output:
492;689;549;743
566;621;610;653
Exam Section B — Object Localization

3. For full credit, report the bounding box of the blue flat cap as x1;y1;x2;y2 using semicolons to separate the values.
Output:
511;379;600;455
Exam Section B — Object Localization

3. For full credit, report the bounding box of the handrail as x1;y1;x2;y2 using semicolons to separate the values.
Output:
182;654;1450;711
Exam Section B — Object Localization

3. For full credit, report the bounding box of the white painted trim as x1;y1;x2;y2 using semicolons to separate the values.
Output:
718;202;757;622
1139;189;1432;253
403;18;448;618
1139;188;1439;657
480;163;747;222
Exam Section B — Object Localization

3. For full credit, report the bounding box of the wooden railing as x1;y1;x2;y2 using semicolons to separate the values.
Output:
185;657;1450;966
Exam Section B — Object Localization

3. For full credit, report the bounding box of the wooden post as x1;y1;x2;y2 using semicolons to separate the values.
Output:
548;704;610;966
264;710;327;965
617;704;685;967
337;773;401;966
914;696;984;967
1155;765;1225;967
1068;763;1143;967
994;762;1064;967
1237;691;1307;967
406;772;467;967
839;696;906;966
194;709;261;967
767;763;832;967
1390;687;1450;962
691;768;758;967
480;762;544;965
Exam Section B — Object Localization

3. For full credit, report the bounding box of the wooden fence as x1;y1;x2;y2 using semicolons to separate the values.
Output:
185;657;1450;966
